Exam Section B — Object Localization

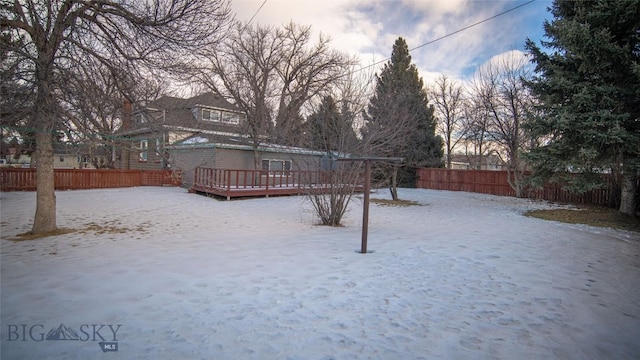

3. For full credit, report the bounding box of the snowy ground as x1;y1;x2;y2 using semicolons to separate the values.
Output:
1;187;639;359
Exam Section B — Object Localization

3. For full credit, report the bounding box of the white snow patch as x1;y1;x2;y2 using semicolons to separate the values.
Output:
1;187;639;359
180;136;210;144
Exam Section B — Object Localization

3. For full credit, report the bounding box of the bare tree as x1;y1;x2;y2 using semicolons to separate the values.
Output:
462;84;494;169
56;55;170;168
196;22;279;168
272;23;356;145
197;21;356;167
430;74;466;169
300;65;374;226
470;52;535;196
0;0;232;234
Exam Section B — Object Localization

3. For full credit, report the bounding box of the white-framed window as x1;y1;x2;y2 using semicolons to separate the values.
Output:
135;113;146;124
200;107;241;125
202;109;221;122
139;140;148;161
155;138;161;156
261;159;292;172
220;111;240;124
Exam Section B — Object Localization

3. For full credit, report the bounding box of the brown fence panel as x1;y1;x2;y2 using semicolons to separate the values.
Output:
416;168;618;207
140;169;179;186
0;168;37;191
417;169;514;195
0;168;178;191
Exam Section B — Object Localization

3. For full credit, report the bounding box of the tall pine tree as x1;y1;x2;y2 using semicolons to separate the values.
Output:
307;95;358;153
525;0;640;215
362;37;443;196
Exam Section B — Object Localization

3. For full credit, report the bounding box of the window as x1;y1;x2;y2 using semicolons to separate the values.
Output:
221;111;240;124
139;140;148;161
261;159;292;172
155;138;161;156
135;113;146;124
202;109;221;122
59;156;64;162
201;108;240;124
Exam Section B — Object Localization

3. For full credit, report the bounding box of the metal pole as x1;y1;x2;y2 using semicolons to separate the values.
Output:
336;156;402;254
361;159;371;253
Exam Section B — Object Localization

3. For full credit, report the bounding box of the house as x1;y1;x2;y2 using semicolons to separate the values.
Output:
4;147;31;167
449;153;507;171
3;144;110;169
118;93;332;190
53;143;111;169
116;92;246;171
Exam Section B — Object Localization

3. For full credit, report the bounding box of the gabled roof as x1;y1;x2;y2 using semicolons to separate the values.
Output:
126;92;244;134
147;92;240;112
117;124;246;138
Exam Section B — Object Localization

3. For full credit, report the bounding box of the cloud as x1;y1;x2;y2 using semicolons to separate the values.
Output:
229;0;551;85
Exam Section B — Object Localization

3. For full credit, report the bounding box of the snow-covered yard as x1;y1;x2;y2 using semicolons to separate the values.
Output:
1;187;639;359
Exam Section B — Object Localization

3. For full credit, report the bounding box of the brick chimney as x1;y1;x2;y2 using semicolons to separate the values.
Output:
122;100;133;130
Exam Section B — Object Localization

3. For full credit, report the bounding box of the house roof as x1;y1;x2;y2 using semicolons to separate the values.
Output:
167;133;328;156
147;92;240;113
117;124;245;138
127;92;244;134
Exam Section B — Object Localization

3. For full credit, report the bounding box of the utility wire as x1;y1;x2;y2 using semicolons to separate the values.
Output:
243;0;268;31
357;0;536;73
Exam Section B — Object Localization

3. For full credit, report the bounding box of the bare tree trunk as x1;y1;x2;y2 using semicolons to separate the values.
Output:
4;0;232;235
32;129;57;233
506;151;525;198
619;170;638;216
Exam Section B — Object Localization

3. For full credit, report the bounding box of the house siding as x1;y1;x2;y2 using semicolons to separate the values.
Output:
55;155;79;169
167;145;327;188
122;132;168;171
216;148;255;169
170;147;217;188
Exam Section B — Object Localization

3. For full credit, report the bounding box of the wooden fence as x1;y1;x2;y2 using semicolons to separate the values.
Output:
416;168;613;206
0;168;181;191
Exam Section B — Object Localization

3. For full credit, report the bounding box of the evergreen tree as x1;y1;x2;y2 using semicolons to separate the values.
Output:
307;95;358;152
362;37;443;196
525;0;640;215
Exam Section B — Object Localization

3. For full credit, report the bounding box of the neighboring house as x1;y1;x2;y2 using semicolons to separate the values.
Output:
3;144;110;169
53;144;111;169
5;147;31;167
118;93;331;188
116;92;247;171
449;153;507;171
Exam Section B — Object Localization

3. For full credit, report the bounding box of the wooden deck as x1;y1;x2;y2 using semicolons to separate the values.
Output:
191;168;361;200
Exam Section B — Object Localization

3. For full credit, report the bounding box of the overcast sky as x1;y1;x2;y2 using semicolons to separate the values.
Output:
230;0;553;84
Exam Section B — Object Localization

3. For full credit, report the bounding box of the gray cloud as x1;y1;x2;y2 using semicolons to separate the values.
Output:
230;0;551;84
